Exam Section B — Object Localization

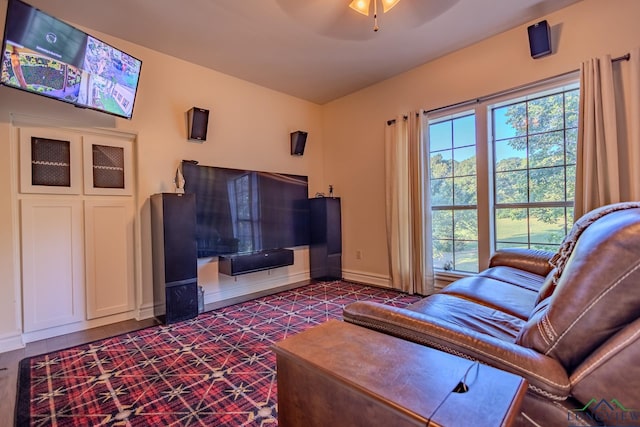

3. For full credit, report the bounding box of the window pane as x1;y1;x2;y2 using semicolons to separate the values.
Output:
453;146;476;175
432;210;453;240
495;170;527;204
529;131;565;168
566;128;577;165
454;210;477;240
532;243;561;251
567;207;574;226
494;103;526;139
429;121;452;151
495;208;528;244
454;176;477;205
529;207;566;246
565;90;579;128
431;178;453;206
430;151;453;178
529;167;565;203
495;137;526;172
566;165;576;200
528;94;563;134
454;240;478;273
496;242;528;250
433;239;453;270
453;115;475;148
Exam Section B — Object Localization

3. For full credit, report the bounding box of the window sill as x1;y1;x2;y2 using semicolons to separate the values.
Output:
434;270;474;290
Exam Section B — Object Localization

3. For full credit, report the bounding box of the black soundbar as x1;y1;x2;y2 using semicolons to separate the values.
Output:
218;248;294;276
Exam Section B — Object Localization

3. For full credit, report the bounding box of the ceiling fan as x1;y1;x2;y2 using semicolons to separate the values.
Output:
274;0;457;40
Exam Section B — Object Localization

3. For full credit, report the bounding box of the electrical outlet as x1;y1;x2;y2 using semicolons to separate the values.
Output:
356;250;362;260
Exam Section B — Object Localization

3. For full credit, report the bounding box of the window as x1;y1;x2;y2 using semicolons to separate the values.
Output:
429;114;479;273
492;88;578;251
427;79;579;273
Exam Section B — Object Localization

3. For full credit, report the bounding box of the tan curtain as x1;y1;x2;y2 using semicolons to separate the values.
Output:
625;48;640;200
575;49;640;218
384;113;434;295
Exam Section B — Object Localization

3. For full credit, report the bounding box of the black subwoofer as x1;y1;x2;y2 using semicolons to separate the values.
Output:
165;282;198;323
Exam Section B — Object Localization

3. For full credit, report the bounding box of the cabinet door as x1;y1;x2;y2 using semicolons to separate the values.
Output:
84;199;135;319
21;199;85;332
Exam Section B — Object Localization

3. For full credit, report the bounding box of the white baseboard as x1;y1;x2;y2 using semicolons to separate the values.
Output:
21;311;136;344
0;330;25;353
342;269;391;288
136;302;155;320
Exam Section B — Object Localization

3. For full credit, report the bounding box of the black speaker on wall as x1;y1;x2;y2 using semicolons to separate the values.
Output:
528;20;552;59
188;107;210;141
291;130;308;156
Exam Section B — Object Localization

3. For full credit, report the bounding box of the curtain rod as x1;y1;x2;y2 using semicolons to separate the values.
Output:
386;52;630;126
387;115;407;126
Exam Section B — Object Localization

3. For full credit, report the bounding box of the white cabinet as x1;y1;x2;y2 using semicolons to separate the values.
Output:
84;200;135;319
17;126;137;336
21;199;85;332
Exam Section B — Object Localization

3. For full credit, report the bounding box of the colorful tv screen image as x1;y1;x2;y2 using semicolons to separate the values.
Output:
1;0;142;119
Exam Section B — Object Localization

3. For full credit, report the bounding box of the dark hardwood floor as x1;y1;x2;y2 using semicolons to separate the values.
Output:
0;318;158;426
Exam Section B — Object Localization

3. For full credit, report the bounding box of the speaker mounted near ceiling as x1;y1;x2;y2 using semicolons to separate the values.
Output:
290;130;308;156
527;20;552;59
187;107;210;142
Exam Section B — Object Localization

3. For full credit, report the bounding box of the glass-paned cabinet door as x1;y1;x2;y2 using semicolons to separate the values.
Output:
19;128;82;194
83;135;133;196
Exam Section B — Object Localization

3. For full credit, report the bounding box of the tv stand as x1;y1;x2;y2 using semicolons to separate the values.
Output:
218;249;294;276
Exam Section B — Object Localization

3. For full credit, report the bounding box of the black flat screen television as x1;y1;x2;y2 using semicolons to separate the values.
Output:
1;0;142;119
182;161;310;258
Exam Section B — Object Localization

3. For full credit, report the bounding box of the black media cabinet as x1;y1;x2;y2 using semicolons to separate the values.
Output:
218;248;294;276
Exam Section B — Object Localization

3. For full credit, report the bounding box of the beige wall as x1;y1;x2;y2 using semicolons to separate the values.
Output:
0;0;324;350
323;0;640;283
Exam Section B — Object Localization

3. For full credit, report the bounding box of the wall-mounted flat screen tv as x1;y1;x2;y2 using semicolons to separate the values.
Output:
0;0;142;119
182;161;310;258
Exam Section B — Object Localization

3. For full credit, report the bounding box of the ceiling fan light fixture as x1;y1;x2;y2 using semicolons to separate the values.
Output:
349;0;371;16
349;0;402;32
382;0;401;13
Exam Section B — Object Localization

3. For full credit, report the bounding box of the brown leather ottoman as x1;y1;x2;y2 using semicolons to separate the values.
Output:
272;320;527;426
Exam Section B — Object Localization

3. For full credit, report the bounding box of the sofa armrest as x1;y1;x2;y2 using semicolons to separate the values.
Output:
343;301;570;400
489;248;555;277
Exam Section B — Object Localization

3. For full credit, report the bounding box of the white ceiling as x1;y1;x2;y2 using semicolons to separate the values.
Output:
25;0;582;105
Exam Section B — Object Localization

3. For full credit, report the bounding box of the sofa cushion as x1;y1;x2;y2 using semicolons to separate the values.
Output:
478;265;547;292
439;274;539;320
533;269;557;305
488;248;555;277
516;208;640;371
406;294;524;341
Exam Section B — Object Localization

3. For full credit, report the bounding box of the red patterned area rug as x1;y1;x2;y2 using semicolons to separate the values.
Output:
16;280;420;426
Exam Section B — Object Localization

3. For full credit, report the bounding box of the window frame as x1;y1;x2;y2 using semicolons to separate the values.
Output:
428;111;479;273
488;81;579;255
425;74;580;276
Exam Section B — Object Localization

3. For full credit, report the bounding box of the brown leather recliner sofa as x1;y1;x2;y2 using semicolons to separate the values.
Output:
344;203;640;426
